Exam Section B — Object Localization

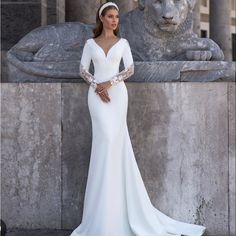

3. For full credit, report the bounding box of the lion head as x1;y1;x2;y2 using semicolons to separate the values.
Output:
139;0;197;32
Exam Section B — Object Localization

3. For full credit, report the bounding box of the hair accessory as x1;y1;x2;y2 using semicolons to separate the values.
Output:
99;2;119;17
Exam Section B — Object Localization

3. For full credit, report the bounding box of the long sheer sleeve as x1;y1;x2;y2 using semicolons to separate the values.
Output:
109;39;134;86
79;40;98;89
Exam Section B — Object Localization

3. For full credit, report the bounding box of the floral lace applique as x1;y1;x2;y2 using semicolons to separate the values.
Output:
79;63;97;89
110;63;134;85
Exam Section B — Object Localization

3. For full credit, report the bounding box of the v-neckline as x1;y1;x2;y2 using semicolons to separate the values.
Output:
92;38;122;59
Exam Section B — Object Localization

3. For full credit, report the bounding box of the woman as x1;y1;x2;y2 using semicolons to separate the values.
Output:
70;2;206;236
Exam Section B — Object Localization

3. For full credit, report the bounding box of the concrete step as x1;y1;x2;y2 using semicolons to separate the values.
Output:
4;231;230;236
6;230;72;236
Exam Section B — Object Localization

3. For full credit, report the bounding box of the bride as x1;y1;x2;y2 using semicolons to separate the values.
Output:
70;2;206;236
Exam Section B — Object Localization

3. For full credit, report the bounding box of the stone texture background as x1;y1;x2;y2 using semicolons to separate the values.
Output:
1;0;41;82
1;0;41;50
1;82;235;236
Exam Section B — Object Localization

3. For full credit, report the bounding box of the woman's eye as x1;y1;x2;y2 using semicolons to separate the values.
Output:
108;15;119;18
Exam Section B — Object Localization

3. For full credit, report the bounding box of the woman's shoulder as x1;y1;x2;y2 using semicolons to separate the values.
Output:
85;38;94;44
120;37;129;43
83;38;95;49
120;38;131;47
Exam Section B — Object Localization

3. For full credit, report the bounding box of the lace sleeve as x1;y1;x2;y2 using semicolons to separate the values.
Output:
110;39;134;86
79;40;98;89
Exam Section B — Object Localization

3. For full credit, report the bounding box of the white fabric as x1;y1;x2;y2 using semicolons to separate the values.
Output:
70;38;207;236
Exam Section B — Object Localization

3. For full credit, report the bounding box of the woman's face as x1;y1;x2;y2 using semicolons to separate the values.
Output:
100;8;119;30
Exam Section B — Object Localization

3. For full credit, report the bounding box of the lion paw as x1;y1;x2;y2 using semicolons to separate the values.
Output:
186;50;212;61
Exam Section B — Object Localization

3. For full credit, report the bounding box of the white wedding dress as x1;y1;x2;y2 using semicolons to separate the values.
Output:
70;38;206;236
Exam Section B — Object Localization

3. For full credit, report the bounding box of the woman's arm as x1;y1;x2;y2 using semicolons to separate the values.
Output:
79;40;98;89
109;39;134;86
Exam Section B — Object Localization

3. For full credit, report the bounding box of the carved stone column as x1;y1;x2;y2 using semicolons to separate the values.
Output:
193;0;201;36
66;0;101;24
210;0;232;61
113;0;138;15
57;0;65;23
41;0;65;25
41;0;47;26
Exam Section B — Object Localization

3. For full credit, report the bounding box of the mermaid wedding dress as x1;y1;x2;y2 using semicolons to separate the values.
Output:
70;38;206;236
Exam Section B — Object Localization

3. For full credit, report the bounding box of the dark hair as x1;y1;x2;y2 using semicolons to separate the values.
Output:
93;3;120;38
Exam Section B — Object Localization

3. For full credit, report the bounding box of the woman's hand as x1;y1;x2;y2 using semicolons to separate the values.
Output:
95;81;112;93
95;81;112;103
97;90;110;103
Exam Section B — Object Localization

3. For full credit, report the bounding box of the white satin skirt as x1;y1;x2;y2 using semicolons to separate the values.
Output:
70;81;206;236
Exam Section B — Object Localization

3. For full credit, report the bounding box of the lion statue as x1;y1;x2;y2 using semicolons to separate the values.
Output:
7;0;224;80
120;0;224;61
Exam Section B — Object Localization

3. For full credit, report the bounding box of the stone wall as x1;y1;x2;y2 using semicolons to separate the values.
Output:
1;0;41;82
1;82;235;236
1;0;41;50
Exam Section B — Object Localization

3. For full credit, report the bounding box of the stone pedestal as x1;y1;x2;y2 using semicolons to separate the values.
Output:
1;81;235;236
6;60;236;82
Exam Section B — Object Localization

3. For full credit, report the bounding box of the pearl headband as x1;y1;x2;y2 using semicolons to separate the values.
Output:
99;2;119;17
